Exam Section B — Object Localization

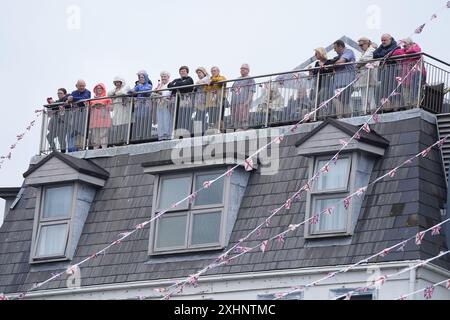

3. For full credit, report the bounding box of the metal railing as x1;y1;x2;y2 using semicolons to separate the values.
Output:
40;53;450;154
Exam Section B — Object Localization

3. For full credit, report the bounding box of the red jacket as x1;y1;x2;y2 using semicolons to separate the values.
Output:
89;83;112;128
392;44;427;84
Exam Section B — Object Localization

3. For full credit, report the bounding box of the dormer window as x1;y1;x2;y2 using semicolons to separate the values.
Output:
151;171;227;253
23;152;109;263
310;156;352;235
295;118;389;239
34;184;73;259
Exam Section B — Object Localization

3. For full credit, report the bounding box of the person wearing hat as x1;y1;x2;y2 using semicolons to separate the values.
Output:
193;67;210;135
354;37;378;114
108;76;131;145
129;70;154;141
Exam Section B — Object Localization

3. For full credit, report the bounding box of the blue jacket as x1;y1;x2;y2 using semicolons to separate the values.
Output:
373;39;399;59
70;89;91;102
130;72;153;98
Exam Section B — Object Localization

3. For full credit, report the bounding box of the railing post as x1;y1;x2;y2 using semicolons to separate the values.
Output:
126;97;134;145
217;85;225;133
364;68;371;115
264;78;272;127
82;104;90;151
171;92;179;140
416;55;424;109
38;108;47;155
313;73;320;121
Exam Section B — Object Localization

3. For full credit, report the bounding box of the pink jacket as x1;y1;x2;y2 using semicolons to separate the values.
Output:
392;44;427;84
89;83;112;128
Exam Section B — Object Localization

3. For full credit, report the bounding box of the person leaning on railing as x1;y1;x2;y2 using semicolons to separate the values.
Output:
354;37;378;114
128;71;153;141
230;63;256;130
308;47;335;118
332;40;356;118
392;38;427;108
46;88;69;152
89;83;112;150
66;80;92;152
373;34;400;109
205;66;227;133
108;76;130;146
153;71;173;141
168;66;195;134
193;67;210;135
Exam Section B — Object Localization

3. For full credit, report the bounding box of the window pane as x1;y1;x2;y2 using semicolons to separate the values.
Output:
191;211;221;245
43;185;73;219
194;173;224;206
312;198;347;233
316;158;350;191
158;176;191;210
36;224;68;256
156;215;187;249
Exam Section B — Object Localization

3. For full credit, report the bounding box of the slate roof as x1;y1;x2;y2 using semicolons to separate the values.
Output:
0;115;448;295
295;118;390;148
0;188;21;199
23;152;110;180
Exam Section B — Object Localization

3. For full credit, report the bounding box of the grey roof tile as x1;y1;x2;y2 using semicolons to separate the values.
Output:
1;115;449;294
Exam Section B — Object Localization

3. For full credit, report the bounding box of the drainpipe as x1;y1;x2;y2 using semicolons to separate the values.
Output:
446;178;450;252
408;266;417;300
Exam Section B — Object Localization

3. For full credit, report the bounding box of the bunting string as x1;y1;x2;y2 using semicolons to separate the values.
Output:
159;2;450;296
158;59;424;299
332;250;450;300
3;1;449;299
395;278;450;300
164;134;449;300
4;67;362;300
0;109;43;170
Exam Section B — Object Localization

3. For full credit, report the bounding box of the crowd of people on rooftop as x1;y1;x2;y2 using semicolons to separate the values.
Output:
45;34;426;153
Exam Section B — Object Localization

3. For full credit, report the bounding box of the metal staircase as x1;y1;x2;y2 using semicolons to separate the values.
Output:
437;113;450;180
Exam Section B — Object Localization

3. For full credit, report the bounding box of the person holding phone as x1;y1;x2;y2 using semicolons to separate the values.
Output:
46;88;69;152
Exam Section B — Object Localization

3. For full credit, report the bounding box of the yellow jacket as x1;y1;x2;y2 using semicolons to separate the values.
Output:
206;75;227;93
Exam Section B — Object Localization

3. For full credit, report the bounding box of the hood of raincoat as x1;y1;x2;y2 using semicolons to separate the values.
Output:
113;76;126;88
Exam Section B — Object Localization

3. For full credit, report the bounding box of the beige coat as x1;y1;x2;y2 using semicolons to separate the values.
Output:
354;46;379;88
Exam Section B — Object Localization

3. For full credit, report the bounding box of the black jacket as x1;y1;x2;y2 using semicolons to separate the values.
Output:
373;39;399;59
168;76;194;95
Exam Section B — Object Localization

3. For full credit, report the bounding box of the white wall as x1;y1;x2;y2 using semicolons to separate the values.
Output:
0;199;5;228
18;262;450;300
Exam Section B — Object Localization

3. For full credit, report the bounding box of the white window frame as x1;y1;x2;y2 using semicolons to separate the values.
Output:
305;154;356;238
30;183;77;263
34;222;70;259
156;173;192;212
149;169;230;255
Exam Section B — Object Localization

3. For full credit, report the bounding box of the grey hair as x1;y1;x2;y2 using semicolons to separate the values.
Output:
160;70;171;77
402;37;415;46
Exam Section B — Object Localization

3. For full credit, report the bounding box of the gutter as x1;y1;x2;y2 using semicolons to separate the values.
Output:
7;260;438;299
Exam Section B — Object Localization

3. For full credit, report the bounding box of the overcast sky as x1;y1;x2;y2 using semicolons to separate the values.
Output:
0;0;449;223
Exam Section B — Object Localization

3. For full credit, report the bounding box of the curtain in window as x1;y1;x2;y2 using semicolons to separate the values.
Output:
316;158;350;191
191;211;221;245
158;176;191;210
194;174;224;206
156;215;187;248
36;224;68;256
43;185;73;218
315;198;347;232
